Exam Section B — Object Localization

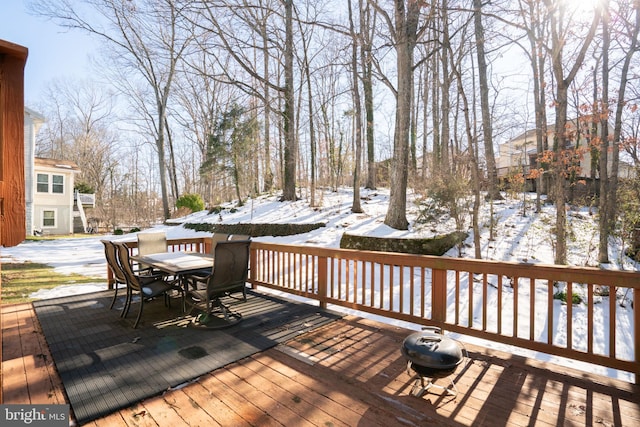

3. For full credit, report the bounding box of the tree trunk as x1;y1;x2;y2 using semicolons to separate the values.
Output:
281;0;297;201
349;0;363;213
546;0;600;264
473;0;501;201
361;0;377;190
384;0;421;230
262;23;274;193
524;0;547;213
598;8;610;263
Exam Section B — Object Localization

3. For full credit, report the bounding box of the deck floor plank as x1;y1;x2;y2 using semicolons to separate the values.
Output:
229;358;352;427
179;381;250;427
3;301;640;427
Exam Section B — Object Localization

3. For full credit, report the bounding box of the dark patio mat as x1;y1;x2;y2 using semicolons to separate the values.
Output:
33;289;340;425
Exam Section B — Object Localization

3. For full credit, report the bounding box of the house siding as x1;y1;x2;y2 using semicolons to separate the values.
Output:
33;159;79;235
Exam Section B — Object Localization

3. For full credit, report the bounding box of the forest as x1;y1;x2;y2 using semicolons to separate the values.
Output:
28;0;640;265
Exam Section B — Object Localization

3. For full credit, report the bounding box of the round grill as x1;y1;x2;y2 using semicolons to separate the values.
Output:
401;328;465;397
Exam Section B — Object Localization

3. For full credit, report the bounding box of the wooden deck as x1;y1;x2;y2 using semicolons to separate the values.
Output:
2;301;639;426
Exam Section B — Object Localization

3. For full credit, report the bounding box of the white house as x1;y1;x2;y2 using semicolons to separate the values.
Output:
31;157;81;235
25;108;91;235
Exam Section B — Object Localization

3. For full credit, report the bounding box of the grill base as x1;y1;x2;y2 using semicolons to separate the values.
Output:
406;361;459;397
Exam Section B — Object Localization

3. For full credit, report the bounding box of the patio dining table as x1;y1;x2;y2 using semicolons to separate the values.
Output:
130;251;213;296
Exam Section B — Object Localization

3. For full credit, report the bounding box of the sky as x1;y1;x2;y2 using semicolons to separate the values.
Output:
1;187;637;383
0;1;96;106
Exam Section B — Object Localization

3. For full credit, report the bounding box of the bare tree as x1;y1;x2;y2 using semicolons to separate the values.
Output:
473;0;501;200
348;0;363;213
371;0;430;230
360;0;377;190
543;0;601;264
31;0;194;221
598;0;640;263
189;0;297;200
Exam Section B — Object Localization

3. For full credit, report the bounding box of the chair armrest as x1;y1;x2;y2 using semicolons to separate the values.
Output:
182;270;211;291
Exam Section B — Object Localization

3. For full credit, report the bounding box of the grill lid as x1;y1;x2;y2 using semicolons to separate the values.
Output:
401;331;463;370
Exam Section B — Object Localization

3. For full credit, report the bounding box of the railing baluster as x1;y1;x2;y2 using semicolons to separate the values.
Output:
567;281;573;350
587;283;594;354
513;276;519;338
455;270;460;326
530;277;535;341
468;271;474;328
548;279;554;345
482;273;488;332
610;285;616;357
497;275;503;335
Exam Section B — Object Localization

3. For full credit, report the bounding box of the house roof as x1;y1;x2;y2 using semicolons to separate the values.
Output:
509;129;538;143
34;157;81;172
25;107;45;123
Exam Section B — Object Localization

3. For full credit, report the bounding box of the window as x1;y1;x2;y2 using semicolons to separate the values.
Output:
37;174;48;193
52;175;64;193
36;173;65;194
43;210;56;227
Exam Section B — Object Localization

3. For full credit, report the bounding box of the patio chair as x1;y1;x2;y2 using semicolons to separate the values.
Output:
185;233;230;283
137;231;168;274
115;241;183;328
184;240;251;325
211;232;230;250
101;240;126;310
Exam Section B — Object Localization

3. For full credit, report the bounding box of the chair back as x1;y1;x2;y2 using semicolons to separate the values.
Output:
207;240;250;298
137;231;167;255
228;234;251;241
102;240;127;283
115;241;142;292
210;233;230;253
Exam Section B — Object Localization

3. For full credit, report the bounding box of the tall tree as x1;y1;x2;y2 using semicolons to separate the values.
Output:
348;0;363;213
32;0;193;220
473;0;501;200
35;78;119;220
543;0;601;264
193;0;297;200
372;0;428;230
360;0;377;190
599;0;640;263
282;0;297;200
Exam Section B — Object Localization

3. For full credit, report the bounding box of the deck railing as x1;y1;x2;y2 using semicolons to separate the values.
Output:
247;241;640;383
111;237;640;382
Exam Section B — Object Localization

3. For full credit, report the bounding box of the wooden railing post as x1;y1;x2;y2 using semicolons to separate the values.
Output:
318;255;328;309
249;246;256;290
432;268;447;324
107;268;114;290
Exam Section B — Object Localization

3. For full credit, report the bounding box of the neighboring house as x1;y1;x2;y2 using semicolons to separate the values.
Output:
496;119;635;193
32;157;81;235
25;107;95;235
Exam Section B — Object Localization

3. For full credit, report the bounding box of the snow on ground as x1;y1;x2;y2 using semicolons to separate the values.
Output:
1;187;637;382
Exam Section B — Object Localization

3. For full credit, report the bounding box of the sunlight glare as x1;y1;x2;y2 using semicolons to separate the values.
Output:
562;0;602;14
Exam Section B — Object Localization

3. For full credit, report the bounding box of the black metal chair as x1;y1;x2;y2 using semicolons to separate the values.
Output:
115;241;183;328
184;240;251;326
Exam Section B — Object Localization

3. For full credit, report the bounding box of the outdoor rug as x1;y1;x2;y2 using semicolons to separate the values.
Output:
33;289;341;425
